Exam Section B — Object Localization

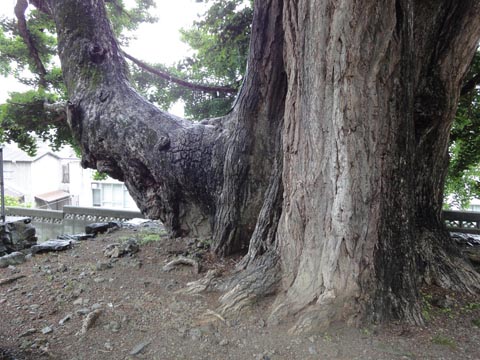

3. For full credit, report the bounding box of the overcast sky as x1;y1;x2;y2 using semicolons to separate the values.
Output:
0;0;208;104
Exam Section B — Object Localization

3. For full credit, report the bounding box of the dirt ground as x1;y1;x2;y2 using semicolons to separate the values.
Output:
1;222;479;360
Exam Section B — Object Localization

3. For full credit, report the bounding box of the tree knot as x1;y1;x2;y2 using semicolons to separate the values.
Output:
89;44;108;64
155;136;171;151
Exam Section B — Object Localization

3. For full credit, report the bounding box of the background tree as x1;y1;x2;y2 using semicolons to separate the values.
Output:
444;49;480;208
3;0;480;334
126;0;252;119
0;0;157;154
0;0;252;154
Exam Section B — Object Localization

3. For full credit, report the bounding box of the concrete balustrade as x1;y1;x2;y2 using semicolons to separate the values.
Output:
6;206;144;223
443;210;480;234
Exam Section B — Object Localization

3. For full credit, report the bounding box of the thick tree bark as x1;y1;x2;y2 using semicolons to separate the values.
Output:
271;0;480;332
42;0;480;333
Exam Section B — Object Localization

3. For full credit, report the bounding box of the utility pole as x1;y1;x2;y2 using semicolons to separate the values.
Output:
0;145;5;224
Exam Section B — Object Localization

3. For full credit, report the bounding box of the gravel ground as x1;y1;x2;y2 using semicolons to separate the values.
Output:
1;224;479;360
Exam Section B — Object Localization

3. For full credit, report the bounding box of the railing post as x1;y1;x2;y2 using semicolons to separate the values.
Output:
0;145;5;224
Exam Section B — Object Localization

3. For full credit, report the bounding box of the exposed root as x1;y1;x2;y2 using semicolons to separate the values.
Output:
178;269;222;294
0;275;26;286
419;230;480;294
79;309;102;335
199;309;227;324
218;251;280;316
163;256;200;274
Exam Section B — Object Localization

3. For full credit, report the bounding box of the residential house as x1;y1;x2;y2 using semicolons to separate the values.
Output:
2;141;138;210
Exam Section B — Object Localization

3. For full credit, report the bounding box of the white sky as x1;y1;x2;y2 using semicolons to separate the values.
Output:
0;0;208;110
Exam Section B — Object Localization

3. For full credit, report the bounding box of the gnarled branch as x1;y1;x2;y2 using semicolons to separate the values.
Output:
122;51;238;94
14;0;48;88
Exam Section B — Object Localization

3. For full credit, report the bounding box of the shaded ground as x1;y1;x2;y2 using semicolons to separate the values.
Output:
1;224;479;359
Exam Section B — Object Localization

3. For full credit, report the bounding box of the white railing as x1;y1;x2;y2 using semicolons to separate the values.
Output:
6;205;144;223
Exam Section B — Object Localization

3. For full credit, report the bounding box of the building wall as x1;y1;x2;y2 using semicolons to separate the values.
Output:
4;161;32;204
31;154;62;198
62;159;94;207
3;143;139;211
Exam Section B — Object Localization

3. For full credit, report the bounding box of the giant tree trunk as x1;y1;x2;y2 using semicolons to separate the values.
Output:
268;0;480;333
44;0;480;332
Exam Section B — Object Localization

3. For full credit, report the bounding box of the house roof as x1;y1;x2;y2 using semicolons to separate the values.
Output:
2;141;78;162
35;190;70;203
4;185;25;198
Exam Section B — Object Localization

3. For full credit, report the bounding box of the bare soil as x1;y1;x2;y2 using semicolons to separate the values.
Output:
1;224;479;360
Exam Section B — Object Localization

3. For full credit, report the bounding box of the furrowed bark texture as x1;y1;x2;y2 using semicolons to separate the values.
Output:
272;0;480;333
211;0;287;256
47;0;285;250
44;0;480;333
49;0;225;237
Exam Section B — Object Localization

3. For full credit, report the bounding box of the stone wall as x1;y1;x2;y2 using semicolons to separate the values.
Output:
0;217;37;256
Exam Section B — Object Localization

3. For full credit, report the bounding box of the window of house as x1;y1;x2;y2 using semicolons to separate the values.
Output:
92;188;101;206
62;164;70;183
3;163;13;180
469;204;480;212
91;183;130;208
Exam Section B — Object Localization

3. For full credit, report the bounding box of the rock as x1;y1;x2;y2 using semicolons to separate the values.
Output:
59;314;72;325
0;252;26;268
104;321;120;332
104;341;113;351
57;233;95;241
91;303;102;311
73;298;84;306
0;251;27;268
189;328;203;341
0;218;37;256
41;326;53;334
308;346;318;355
94;277;106;283
103;239;139;258
95;261;112;271
30;240;74;255
129;340;151;356
57;263;68;272
80;309;102;334
85;222;120;236
451;232;480;246
75;308;90;316
18;328;37;338
257;353;272;360
128;259;142;268
123;218;150;227
8;265;19;273
104;244;121;258
219;339;229;346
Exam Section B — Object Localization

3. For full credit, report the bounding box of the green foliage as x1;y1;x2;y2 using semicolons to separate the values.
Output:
0;90;70;155
0;0;156;154
138;233;161;245
3;195;20;207
106;0;158;44
444;49;480;208
421;292;433;321
93;171;108;181
430;334;457;349
473;318;480;327
130;0;252;120
462;302;480;311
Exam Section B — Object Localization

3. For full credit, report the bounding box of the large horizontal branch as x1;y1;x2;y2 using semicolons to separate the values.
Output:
122;51;238;94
